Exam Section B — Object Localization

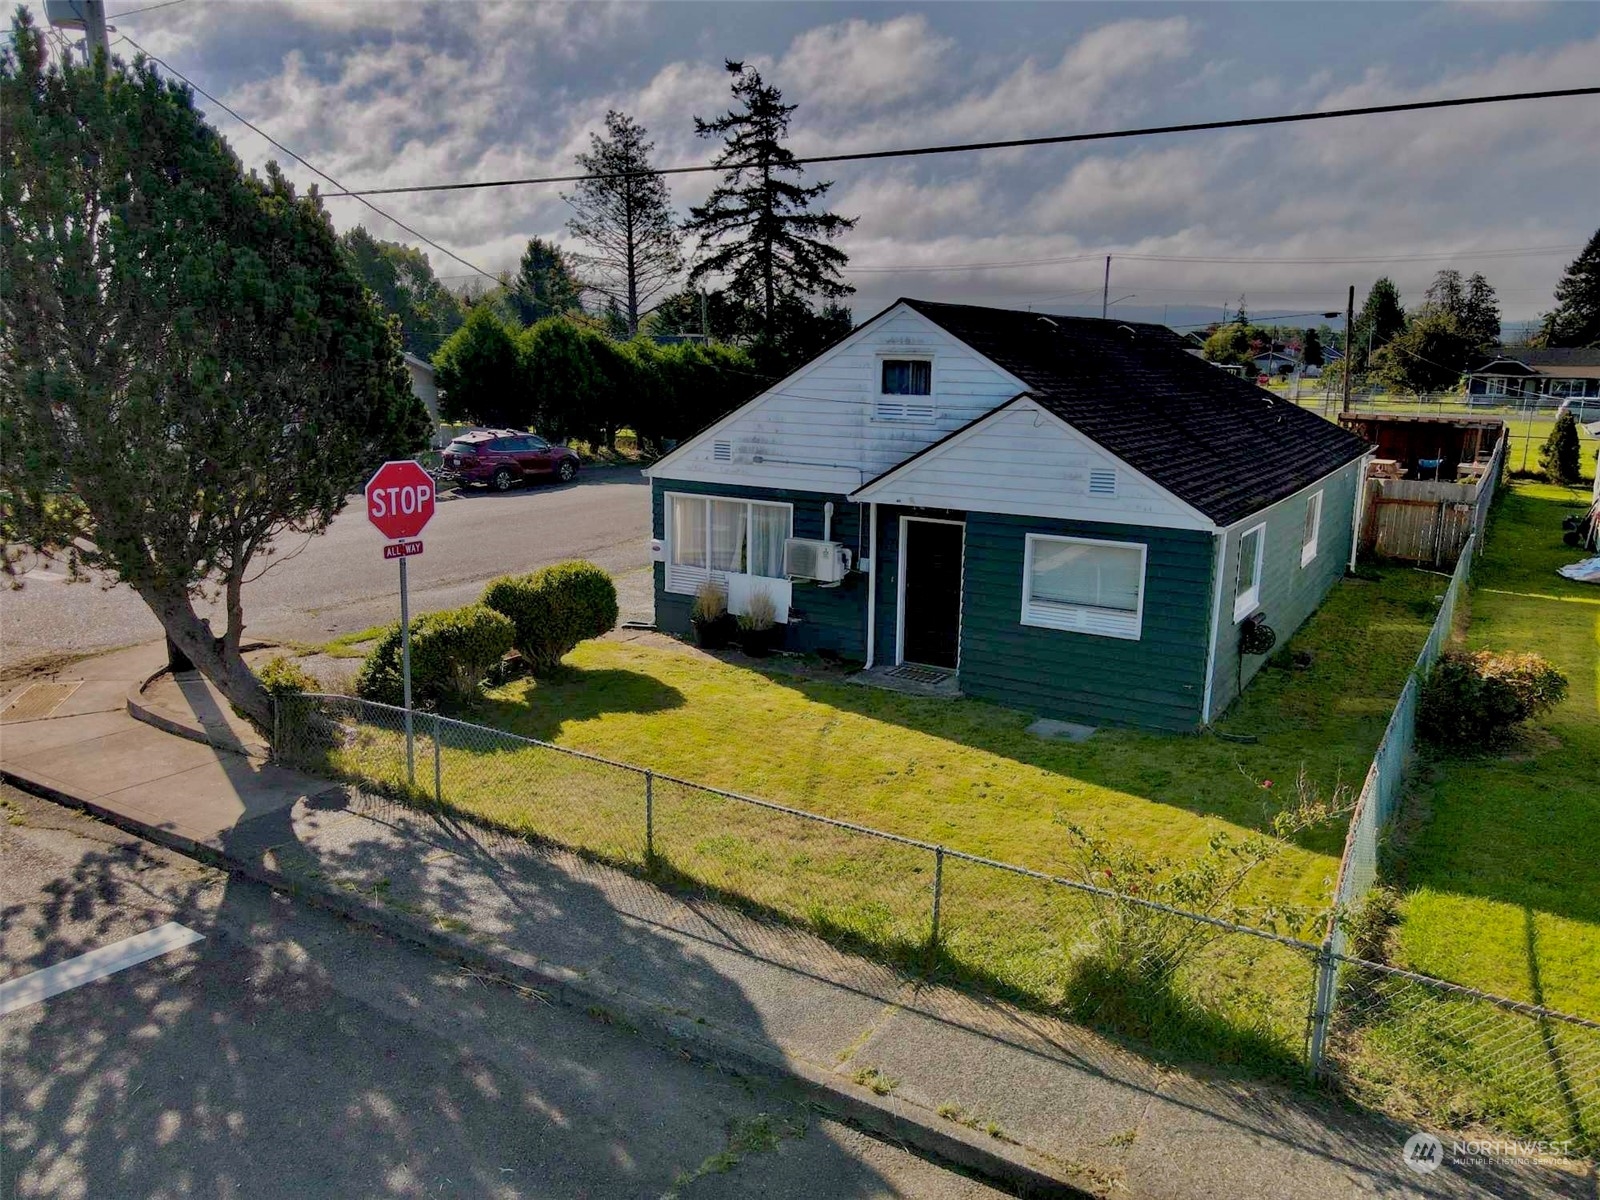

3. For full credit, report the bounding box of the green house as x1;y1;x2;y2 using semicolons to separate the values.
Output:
645;299;1372;731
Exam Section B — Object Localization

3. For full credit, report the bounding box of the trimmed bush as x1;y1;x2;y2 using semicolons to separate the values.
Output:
255;654;318;698
481;560;619;675
354;604;514;707
1417;649;1568;748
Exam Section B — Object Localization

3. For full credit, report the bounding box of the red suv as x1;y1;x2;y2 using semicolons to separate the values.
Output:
441;430;580;491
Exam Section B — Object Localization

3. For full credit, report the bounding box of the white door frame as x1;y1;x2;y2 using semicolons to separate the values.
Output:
895;515;967;668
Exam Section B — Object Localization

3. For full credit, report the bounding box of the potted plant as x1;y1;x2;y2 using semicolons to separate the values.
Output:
690;580;736;649
736;588;780;657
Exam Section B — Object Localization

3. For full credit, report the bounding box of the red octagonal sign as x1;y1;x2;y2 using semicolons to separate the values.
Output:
365;460;436;541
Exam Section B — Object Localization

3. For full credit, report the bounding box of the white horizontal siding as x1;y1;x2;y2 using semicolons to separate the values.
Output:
648;304;1024;493
856;401;1211;531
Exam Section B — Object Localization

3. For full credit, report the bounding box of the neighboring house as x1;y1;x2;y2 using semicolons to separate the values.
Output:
644;299;1371;732
1252;349;1298;376
1466;347;1600;408
403;352;444;443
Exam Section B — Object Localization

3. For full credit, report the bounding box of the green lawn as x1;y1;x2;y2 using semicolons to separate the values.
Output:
1394;482;1600;1018
1329;482;1600;1153
286;563;1448;1072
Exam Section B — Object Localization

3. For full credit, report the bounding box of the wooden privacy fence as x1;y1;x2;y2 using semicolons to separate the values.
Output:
1359;433;1506;567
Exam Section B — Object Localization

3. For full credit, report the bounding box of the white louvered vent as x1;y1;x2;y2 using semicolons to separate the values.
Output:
1088;468;1117;497
874;399;937;422
712;440;733;462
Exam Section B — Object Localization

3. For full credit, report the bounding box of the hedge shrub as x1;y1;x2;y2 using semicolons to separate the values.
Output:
256;654;319;698
354;604;514;707
1417;649;1568;748
481;560;618;675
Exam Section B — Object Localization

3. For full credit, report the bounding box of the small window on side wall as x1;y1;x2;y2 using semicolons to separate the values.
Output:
1234;524;1266;621
1301;490;1323;567
876;359;934;422
1021;534;1146;640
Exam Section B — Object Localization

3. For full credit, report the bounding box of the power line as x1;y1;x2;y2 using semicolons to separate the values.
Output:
116;32;498;284
321;87;1600;198
109;0;191;18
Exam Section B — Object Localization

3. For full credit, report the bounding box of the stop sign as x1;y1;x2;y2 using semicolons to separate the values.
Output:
365;460;436;541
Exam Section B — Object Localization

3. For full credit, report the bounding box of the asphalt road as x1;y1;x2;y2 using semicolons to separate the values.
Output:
0;467;652;672
0;785;1005;1200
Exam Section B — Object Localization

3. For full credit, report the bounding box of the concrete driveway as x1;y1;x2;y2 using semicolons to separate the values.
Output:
0;466;650;671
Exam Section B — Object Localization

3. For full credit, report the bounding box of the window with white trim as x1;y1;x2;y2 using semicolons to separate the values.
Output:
1483;377;1509;397
1301;490;1323;567
1234;524;1266;621
666;494;793;594
875;358;935;422
1021;534;1146;640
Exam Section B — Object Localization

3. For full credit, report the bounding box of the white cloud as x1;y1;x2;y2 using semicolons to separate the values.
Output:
778;15;953;110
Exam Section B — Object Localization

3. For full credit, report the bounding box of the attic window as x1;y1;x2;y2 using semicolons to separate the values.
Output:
1088;468;1117;497
712;440;732;462
876;358;935;422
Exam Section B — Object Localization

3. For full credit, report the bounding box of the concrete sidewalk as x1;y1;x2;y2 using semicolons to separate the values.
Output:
1;646;1591;1199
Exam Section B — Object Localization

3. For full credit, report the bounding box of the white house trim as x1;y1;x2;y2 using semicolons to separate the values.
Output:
865;501;879;669
1200;531;1229;725
850;395;1218;532
895;515;966;669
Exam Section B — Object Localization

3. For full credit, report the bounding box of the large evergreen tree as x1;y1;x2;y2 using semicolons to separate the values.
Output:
564;110;682;336
1;14;428;728
1462;272;1501;349
341;225;464;358
685;61;856;338
432;306;527;427
506;237;583;326
1352;277;1407;372
1537;227;1600;348
1302;326;1324;368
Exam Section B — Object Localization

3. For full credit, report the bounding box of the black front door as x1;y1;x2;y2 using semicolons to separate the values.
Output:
901;519;963;669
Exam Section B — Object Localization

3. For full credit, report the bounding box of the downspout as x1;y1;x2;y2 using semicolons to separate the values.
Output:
1200;530;1229;725
864;502;879;669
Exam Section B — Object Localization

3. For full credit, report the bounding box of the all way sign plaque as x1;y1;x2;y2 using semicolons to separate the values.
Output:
382;540;424;560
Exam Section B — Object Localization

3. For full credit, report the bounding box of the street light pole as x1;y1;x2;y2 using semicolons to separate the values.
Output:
1101;255;1111;320
1341;284;1355;416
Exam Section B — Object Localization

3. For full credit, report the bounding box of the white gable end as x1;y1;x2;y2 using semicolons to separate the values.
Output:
645;303;1025;493
852;399;1213;531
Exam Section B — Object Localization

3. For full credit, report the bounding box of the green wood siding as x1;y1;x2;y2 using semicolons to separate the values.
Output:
651;479;868;658
1206;458;1363;717
957;514;1215;731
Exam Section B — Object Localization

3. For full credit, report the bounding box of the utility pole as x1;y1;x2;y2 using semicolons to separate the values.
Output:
1341;284;1355;415
83;0;109;61
1101;255;1111;320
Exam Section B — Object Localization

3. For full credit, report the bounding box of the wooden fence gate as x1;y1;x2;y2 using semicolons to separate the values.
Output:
1362;478;1479;566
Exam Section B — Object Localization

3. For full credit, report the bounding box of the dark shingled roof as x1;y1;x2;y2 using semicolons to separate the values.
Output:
900;298;1370;526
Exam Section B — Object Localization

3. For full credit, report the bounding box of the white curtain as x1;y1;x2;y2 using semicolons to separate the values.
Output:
1032;541;1142;612
748;504;790;578
671;496;707;567
709;499;746;573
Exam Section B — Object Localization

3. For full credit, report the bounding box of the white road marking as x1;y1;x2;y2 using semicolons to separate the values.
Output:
0;922;205;1016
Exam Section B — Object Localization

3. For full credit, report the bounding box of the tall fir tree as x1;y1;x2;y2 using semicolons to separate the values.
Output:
564;110;682;336
1537;227;1600;348
1353;277;1407;371
1462;272;1501;349
507;237;583;326
1302;326;1324;367
685;61;856;338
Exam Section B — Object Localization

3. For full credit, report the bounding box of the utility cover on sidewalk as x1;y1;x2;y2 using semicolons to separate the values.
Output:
1;682;81;722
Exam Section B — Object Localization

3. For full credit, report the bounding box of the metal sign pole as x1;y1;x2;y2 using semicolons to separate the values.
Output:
400;555;415;787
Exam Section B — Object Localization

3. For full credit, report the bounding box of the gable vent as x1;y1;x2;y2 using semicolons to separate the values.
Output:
712;440;733;462
1088;468;1117;497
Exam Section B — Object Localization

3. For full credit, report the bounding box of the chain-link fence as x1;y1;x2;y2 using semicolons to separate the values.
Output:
274;596;1599;1155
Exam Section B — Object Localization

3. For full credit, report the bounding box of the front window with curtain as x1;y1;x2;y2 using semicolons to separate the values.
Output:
1020;534;1147;640
667;494;793;592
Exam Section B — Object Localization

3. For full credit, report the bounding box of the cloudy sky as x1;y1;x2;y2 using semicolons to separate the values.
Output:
43;0;1600;329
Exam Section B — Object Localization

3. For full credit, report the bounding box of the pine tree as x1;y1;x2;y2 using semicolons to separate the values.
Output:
1302;326;1324;367
564;110;683;336
1353;278;1407;371
685;61;856;336
1462;273;1501;349
507;237;583;326
1539;410;1582;485
1537;227;1600;348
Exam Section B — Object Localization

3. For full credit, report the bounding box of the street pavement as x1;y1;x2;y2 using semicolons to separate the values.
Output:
0;785;1006;1200
0;466;651;673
